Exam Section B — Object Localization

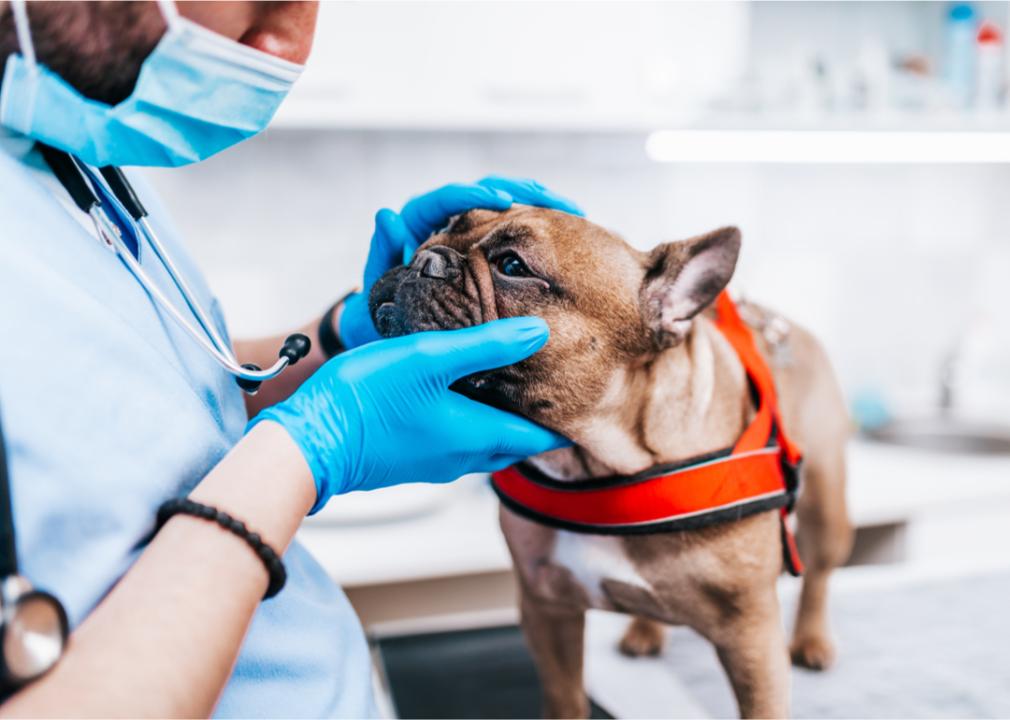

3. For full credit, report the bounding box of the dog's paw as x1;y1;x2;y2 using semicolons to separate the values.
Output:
790;634;836;670
618;617;665;658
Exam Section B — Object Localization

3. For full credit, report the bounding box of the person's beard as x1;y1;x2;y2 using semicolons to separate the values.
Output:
0;1;164;105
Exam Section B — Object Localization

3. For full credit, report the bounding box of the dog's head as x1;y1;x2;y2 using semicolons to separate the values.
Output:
369;206;740;433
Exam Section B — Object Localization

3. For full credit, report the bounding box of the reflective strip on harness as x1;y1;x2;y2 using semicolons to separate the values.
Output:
491;290;805;576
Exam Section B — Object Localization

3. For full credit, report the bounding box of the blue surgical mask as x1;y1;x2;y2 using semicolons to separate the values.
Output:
0;0;303;167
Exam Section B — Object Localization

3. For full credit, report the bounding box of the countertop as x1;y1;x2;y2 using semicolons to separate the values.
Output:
297;440;1010;588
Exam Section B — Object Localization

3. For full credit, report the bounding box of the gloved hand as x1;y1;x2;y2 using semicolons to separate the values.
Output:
251;317;569;512
338;176;583;349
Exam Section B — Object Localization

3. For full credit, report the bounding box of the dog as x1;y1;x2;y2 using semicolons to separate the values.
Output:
369;206;853;718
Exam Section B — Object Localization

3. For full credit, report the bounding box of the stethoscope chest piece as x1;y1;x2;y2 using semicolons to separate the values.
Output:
0;576;68;691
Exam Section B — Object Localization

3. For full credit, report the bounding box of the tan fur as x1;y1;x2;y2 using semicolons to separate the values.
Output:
371;207;853;718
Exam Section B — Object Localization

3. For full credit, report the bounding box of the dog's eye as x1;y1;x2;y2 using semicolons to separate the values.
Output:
495;252;533;278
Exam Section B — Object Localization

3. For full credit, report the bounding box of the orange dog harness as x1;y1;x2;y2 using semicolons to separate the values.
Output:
491;291;805;576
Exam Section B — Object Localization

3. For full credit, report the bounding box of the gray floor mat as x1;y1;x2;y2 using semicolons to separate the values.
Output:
377;624;614;719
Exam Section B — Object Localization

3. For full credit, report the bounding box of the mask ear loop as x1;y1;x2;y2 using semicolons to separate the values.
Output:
9;0;37;69
155;0;180;31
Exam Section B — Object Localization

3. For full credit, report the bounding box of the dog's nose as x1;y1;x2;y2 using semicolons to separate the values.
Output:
416;246;462;280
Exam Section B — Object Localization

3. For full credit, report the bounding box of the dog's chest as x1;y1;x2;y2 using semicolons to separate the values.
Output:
550;532;652;605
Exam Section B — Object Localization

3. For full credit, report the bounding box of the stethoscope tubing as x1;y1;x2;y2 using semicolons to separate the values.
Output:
95;164;235;361
36;145;300;385
137;216;243;365
88;205;290;383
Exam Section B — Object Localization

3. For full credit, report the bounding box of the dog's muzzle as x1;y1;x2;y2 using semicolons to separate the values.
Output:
368;243;498;337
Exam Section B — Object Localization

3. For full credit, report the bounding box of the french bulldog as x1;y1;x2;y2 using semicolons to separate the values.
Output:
369;206;853;719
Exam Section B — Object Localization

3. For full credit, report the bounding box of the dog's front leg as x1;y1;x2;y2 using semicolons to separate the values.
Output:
709;590;790;719
520;591;589;719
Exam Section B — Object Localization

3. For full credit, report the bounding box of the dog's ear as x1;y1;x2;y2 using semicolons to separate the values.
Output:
640;226;741;348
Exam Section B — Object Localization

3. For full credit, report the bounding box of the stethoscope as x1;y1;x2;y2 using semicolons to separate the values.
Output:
0;408;68;697
38;144;311;394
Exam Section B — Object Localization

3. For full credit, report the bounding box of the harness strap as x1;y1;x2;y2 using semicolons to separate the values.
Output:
713;293;804;575
712;292;801;465
492;447;789;531
491;291;804;576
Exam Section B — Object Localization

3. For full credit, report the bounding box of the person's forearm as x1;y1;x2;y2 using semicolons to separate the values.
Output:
235;304;348;416
0;422;316;718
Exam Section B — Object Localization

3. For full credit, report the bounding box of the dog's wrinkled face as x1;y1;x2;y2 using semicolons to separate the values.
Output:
369;206;740;432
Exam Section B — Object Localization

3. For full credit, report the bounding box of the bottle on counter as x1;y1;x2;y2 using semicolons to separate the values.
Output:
945;3;977;109
975;20;1005;111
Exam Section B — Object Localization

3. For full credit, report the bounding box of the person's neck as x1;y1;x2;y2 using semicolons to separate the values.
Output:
529;318;751;480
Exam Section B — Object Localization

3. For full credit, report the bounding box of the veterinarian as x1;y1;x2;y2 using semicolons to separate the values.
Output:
0;1;578;715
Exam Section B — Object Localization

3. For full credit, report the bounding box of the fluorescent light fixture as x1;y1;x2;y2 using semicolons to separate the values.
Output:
645;130;1010;163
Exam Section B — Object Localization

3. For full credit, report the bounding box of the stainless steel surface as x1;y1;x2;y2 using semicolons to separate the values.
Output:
866;418;1010;455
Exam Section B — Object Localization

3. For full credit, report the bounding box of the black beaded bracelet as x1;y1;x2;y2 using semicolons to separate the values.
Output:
155;498;287;600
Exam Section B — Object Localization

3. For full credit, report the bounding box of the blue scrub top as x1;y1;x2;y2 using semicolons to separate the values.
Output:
0;133;377;718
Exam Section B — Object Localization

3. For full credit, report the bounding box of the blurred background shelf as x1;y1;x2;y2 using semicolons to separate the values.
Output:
275;2;746;132
274;1;1010;138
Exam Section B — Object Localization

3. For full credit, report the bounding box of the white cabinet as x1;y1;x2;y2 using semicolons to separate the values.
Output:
275;1;750;130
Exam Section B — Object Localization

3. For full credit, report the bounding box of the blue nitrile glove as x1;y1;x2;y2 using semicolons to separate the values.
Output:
338;176;583;349
251;317;569;513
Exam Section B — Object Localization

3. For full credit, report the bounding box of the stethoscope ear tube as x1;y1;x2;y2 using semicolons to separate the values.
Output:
234;335;312;395
236;364;264;395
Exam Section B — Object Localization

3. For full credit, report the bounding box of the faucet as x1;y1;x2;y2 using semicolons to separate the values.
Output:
938;345;959;418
